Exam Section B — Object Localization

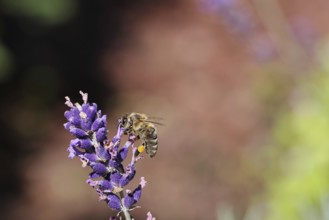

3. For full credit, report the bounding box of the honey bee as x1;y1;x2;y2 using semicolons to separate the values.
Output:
120;112;162;158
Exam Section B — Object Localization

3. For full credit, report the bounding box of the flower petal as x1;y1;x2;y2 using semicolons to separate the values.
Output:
123;194;135;210
79;138;93;149
132;185;142;202
91;115;106;131
69;127;88;138
96;127;107;142
91;162;108;175
107;193;121;211
146;212;155;220
110;171;122;186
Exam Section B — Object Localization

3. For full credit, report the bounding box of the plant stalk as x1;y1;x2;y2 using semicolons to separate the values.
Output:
119;191;131;220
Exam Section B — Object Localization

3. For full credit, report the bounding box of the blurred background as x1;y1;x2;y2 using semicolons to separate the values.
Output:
1;0;329;219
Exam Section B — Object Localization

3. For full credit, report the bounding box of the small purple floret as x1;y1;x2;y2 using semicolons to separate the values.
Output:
107;193;122;211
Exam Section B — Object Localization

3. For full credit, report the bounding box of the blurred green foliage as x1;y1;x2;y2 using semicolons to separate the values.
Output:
0;42;12;81
0;0;77;25
264;42;329;220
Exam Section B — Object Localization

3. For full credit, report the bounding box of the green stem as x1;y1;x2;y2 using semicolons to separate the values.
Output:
119;191;131;220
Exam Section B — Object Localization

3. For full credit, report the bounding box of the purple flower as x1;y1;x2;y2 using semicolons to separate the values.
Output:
107;193;122;211
123;177;147;209
64;91;153;219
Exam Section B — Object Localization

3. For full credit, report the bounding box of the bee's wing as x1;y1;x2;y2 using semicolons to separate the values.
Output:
146;116;165;126
146;120;165;126
148;116;164;121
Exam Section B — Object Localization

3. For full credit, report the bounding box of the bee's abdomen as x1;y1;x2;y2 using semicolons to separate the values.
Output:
142;126;158;157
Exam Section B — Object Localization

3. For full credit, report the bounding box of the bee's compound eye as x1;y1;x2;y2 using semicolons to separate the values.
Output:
121;117;127;125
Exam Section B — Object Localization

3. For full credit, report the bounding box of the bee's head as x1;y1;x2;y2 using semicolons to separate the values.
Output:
120;114;127;125
120;113;130;129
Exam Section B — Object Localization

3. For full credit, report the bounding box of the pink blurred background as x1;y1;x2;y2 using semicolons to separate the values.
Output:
1;0;329;219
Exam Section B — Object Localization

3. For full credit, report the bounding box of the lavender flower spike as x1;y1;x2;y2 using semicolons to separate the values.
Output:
64;91;156;220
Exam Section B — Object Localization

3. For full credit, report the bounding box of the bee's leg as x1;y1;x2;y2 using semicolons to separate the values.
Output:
123;127;129;135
